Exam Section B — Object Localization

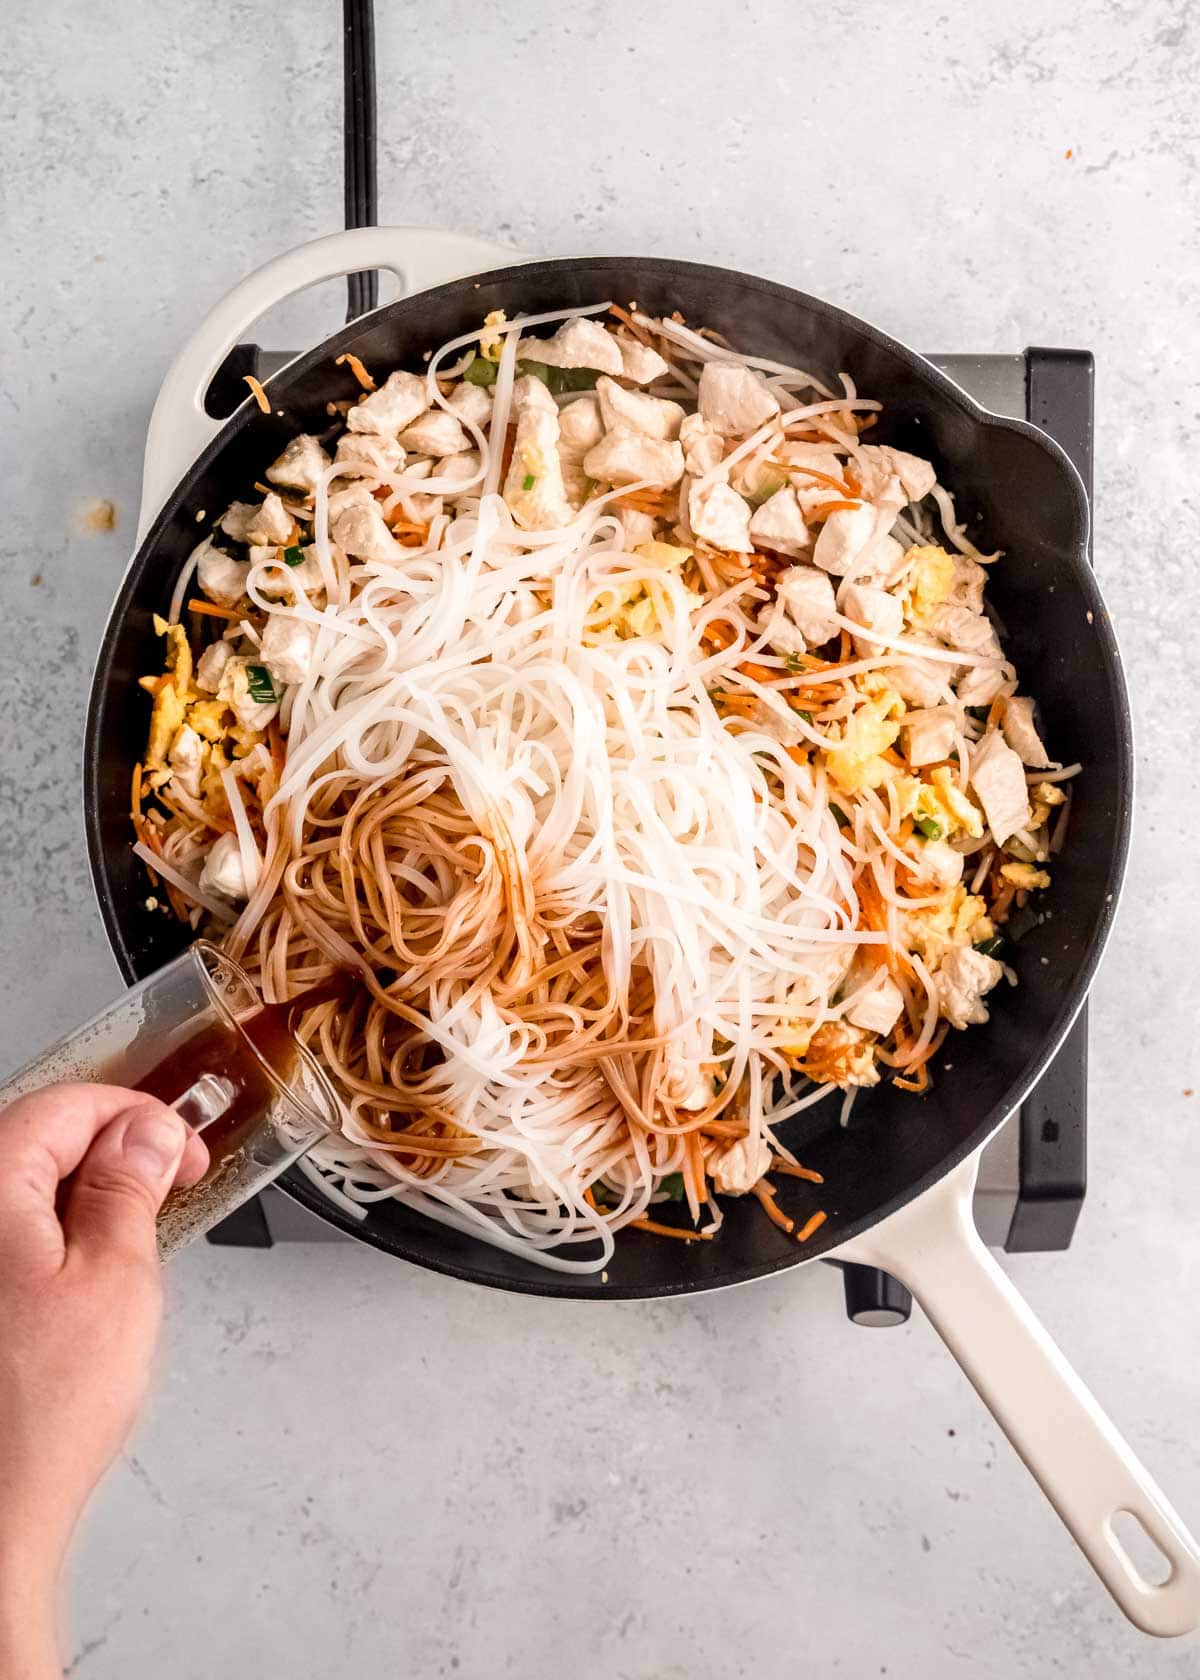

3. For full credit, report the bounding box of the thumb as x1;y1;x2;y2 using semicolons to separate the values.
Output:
64;1101;189;1267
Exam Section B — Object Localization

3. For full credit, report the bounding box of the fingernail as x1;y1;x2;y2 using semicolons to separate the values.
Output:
121;1107;187;1176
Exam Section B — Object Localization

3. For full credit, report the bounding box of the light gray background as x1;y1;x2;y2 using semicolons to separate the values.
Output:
2;3;1198;1676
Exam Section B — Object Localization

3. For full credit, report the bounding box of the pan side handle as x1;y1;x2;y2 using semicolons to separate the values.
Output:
835;1154;1200;1637
137;227;525;541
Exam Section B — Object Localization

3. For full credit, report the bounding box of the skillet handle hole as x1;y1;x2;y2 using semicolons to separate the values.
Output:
1108;1508;1175;1588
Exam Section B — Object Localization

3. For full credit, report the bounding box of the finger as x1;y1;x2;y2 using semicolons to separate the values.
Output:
179;1127;211;1188
62;1104;189;1271
0;1085;180;1270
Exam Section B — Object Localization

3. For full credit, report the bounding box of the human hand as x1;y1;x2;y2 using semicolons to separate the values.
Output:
0;1084;208;1679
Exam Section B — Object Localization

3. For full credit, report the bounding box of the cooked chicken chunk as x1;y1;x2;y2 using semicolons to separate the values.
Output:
398;408;472;457
228;661;279;733
846;969;905;1036
936;945;1003;1029
504;402;575;530
840;581;903;653
260;615;317;687
517;317;623;375
1001;695;1051;768
583;429;685;490
748;487;809;558
195;637;236;694
252;543;324;598
347;369;428;436
334;433;406;475
200;831;250;902
330;495;405;561
617;337;670;384
558;395;605;456
446;381;493;428
708;1132;773;1195
811;503;880;576
855;445;937;505
167;724;204;799
596;376;685;440
679;412;726;476
903;710;957;768
698;362;781;436
970;729;1031;844
266;434;330;494
220;493;293;547
430;450;483;488
929;603;1002;660
776;564;839;646
904;837;964;891
195;536;247;607
887;636;950;707
618;507;656;550
688;480;753;552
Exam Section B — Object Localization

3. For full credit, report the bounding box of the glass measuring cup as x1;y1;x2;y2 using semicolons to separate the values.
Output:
0;942;342;1257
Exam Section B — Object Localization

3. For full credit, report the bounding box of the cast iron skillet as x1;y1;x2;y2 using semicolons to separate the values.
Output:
82;235;1200;1632
86;250;1129;1296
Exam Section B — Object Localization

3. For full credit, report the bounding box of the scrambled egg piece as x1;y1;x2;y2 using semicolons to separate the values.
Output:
1028;781;1066;829
826;687;905;794
904;886;990;966
1000;861;1051;891
774;1022;812;1057
913;766;984;840
588;543;698;639
903;545;955;624
479;309;507;361
143;616;194;768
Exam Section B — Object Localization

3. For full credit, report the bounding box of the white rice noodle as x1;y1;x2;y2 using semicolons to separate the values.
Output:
220;767;264;895
167;548;202;625
631;311;837;399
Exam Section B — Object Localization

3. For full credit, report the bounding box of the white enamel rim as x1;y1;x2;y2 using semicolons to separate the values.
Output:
132;226;1199;1637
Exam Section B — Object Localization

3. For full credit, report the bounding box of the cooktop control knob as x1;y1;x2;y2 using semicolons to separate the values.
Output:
841;1263;912;1328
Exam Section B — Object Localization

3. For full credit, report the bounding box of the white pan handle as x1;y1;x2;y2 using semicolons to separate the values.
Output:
137;226;525;540
835;1154;1200;1636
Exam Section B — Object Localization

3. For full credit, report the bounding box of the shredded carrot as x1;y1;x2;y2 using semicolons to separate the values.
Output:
613;489;675;516
162;882;189;921
987;693;1009;729
737;660;777;685
187;598;240;621
771;461;853;497
335;352;376;392
770;1160;824;1184
796;1210;828;1244
688;1131;707;1206
894;1063;930;1094
130;762;144;824
608;303;653;345
753;1180;795;1234
267;718;286;775
630;1217;713;1242
700;619;737;652
809;499;862;521
583;1186;599;1211
243;374;271;414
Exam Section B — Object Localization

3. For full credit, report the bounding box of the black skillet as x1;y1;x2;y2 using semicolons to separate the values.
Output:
81;234;1199;1632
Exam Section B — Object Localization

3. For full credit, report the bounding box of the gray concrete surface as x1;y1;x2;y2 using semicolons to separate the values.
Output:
2;2;1199;1675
